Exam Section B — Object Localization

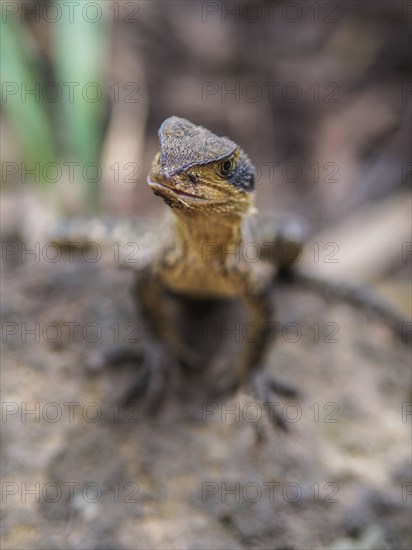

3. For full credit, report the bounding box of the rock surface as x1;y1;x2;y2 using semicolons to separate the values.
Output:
1;248;411;549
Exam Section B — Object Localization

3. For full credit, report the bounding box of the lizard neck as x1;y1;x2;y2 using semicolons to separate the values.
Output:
173;211;244;261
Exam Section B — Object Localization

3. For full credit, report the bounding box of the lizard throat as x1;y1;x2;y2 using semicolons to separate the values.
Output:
173;210;244;261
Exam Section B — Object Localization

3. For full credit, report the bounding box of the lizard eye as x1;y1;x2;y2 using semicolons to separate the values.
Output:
218;159;234;177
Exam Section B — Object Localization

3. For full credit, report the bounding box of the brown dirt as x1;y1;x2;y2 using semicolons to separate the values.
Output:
1;245;411;550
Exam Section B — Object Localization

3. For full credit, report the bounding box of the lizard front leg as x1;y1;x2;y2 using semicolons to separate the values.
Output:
132;264;202;376
230;267;298;429
229;266;274;383
132;265;173;346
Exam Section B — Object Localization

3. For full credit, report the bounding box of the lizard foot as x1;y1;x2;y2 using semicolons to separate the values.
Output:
249;371;300;434
121;344;172;411
88;344;173;414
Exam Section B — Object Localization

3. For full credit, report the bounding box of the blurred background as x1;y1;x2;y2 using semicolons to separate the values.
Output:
1;1;411;549
2;0;411;303
1;0;412;304
1;0;412;311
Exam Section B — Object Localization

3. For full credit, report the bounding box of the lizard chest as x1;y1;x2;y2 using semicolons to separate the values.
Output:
157;255;242;299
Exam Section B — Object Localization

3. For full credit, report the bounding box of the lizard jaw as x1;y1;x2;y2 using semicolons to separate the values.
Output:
148;178;226;208
148;179;199;208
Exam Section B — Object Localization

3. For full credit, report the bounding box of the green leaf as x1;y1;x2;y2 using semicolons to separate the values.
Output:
53;5;107;211
0;17;56;171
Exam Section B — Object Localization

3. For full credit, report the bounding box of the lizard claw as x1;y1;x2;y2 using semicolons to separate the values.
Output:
121;343;173;413
87;344;173;415
249;371;300;432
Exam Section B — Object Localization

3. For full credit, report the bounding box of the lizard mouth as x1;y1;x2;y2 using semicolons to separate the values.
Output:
148;179;210;204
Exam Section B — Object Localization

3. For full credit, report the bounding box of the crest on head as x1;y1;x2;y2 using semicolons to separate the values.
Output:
158;117;238;177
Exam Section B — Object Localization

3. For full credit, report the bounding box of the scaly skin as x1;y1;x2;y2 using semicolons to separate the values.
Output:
134;116;277;386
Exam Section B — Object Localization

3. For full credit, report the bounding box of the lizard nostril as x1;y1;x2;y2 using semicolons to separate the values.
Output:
188;173;199;184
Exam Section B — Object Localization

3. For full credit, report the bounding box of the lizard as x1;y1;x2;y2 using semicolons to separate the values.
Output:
48;116;408;417
127;116;301;411
125;116;408;411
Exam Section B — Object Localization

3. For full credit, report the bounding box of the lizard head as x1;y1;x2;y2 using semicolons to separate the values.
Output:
148;117;256;219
